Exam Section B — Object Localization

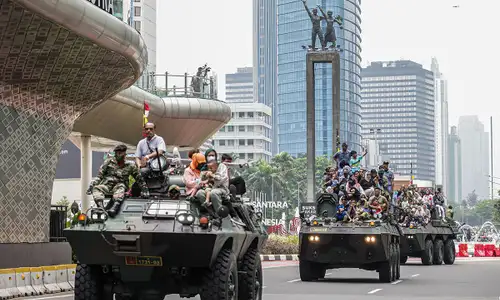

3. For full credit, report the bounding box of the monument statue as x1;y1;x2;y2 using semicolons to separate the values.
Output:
301;0;324;50
317;5;343;49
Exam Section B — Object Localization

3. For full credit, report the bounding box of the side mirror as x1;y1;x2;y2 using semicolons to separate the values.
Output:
217;206;230;219
299;212;305;219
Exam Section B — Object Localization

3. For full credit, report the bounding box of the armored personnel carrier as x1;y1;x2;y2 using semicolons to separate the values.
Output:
64;152;267;300
400;219;458;265
298;193;402;283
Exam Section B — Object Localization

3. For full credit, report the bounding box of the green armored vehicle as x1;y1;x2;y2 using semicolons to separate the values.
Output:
298;193;402;283
64;154;267;300
400;219;458;265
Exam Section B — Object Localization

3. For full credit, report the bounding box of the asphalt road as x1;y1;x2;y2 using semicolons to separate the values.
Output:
22;258;500;300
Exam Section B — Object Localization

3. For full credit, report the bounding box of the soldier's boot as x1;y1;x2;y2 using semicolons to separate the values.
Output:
107;201;122;218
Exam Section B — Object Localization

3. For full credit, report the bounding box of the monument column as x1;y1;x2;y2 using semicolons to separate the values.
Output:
80;135;92;212
305;51;341;203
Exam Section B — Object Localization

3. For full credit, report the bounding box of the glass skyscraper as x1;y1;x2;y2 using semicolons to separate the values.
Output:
277;0;362;157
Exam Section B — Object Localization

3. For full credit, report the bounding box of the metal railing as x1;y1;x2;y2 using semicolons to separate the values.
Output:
134;71;219;100
49;205;68;242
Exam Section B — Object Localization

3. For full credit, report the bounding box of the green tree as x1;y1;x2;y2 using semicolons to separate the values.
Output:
474;199;494;222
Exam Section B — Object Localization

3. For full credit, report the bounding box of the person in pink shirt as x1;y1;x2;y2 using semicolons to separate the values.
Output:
183;153;207;197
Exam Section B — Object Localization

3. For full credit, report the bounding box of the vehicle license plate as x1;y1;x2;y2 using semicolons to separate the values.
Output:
310;227;328;232
125;256;163;267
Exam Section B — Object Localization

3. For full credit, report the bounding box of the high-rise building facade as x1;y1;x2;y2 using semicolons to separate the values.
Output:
458;116;490;200
253;0;278;154
113;0;157;90
447;126;462;203
361;61;435;181
225;67;254;103
276;0;362;157
432;58;449;193
213;103;273;163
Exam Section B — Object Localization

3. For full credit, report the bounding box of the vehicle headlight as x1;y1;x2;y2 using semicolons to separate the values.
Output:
308;235;320;242
176;213;195;226
89;211;107;222
92;213;98;220
364;236;376;243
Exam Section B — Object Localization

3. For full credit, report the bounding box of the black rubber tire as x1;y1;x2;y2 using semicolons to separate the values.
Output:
421;239;434;265
395;243;401;280
379;243;393;283
200;249;238;300
238;248;262;300
433;239;444;265
400;255;408;264
299;260;326;282
74;264;104;300
443;239;456;265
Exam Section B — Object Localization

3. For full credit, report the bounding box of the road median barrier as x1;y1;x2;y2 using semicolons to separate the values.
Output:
41;266;61;294
261;254;299;261
14;268;36;297
29;267;46;295
0;268;18;299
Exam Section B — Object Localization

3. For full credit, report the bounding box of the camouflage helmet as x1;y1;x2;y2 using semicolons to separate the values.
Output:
70;201;79;214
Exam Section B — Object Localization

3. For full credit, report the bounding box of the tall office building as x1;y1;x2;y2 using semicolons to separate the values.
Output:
432;58;449;193
213;103;273;163
225;67;254;103
447;126;462;203
253;0;278;154
457;116;490;200
113;0;157;90
276;0;362;157
361;61;435;181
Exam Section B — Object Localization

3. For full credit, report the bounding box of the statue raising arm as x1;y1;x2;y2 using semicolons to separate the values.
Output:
317;4;328;18
301;0;314;20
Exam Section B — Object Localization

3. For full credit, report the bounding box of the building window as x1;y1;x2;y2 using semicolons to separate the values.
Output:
248;112;254;118
134;6;141;16
248;153;254;159
219;140;225;146
219;127;225;132
239;139;245;146
228;140;235;146
239;153;245;159
247;125;254;132
239;112;245;118
134;0;141;2
238;126;245;132
247;139;254;146
134;21;141;31
227;126;234;132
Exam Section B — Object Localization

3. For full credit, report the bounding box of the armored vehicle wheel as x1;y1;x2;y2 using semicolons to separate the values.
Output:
433;239;444;265
238;248;262;300
443;239;456;265
200;249;238;300
299;260;326;282
400;255;408;264
378;242;396;283
74;264;111;300
421;239;434;265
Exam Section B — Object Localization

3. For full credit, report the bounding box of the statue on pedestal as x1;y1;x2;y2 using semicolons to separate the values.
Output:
301;0;324;50
317;5;343;49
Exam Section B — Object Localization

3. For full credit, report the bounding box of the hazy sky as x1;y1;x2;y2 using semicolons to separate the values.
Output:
157;0;500;176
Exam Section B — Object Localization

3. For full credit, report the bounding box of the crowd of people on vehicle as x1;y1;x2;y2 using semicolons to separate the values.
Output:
322;142;454;226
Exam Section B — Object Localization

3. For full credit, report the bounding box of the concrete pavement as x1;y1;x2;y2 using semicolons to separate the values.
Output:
18;258;500;300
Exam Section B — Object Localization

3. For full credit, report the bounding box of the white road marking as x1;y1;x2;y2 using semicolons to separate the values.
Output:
368;288;382;294
391;279;403;285
28;294;72;300
325;272;332;276
287;278;301;283
411;274;420;278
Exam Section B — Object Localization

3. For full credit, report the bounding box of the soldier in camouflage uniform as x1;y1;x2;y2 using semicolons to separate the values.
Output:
87;144;149;217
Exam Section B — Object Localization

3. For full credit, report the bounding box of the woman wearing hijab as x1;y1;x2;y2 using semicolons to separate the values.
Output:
183;152;206;197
